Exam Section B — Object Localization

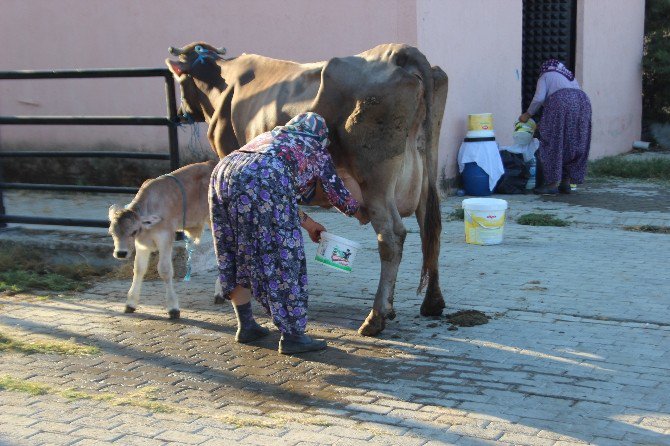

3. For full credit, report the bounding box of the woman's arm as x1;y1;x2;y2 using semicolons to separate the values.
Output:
298;209;326;242
316;150;360;216
526;75;548;116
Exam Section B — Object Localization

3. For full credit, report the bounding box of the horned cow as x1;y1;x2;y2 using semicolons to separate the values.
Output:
166;43;449;336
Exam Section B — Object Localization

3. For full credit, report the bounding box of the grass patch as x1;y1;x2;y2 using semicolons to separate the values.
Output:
0;270;86;294
516;213;570;227
0;247;106;294
447;208;465;221
623;225;670;234
0;375;174;413
589;156;670;181
0;375;50;395
0;332;100;355
63;387;172;412
0;375;356;430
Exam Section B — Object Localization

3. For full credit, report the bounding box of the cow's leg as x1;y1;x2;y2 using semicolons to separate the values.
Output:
415;180;446;316
359;199;406;336
126;245;150;314
156;236;180;319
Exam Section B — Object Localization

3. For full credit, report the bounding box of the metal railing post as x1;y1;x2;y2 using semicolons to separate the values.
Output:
0;163;6;229
165;74;180;171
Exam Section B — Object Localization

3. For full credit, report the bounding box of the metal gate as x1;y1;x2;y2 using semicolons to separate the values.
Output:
522;0;578;112
0;68;180;228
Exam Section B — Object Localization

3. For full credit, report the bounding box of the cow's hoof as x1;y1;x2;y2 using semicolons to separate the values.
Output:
420;299;445;317
168;309;181;320
124;305;136;314
387;308;397;320
214;294;226;305
420;287;445;317
358;311;386;337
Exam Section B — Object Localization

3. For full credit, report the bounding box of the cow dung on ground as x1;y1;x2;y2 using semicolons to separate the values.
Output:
445;310;490;327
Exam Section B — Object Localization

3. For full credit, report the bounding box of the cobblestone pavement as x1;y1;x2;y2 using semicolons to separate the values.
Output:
1;179;669;445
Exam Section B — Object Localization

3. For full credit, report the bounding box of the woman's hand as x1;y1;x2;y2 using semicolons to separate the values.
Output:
518;112;531;123
354;207;370;225
303;218;326;243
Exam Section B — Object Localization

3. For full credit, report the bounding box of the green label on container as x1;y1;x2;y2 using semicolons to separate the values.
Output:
315;256;352;272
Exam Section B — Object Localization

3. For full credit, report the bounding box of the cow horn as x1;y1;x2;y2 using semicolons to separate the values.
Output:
215;47;227;55
168;46;188;56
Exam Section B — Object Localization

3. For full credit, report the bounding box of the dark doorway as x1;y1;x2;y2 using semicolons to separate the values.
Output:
522;0;578;112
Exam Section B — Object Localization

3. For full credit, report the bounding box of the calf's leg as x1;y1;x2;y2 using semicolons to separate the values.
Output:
126;245;151;313
155;235;180;319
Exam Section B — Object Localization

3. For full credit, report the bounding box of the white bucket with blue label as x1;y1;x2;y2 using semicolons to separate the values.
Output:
315;232;361;273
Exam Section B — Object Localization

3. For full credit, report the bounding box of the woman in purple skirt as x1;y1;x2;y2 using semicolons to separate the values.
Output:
210;112;369;354
519;59;592;194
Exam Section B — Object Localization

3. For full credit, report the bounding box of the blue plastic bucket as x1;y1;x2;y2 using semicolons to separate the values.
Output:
462;162;491;196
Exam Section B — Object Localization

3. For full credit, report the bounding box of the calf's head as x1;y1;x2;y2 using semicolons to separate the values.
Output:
108;205;161;260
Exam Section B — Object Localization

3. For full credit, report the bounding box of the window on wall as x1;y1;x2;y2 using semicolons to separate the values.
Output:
522;0;577;112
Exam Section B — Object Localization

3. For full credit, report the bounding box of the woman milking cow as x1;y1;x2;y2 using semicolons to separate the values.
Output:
210;112;369;354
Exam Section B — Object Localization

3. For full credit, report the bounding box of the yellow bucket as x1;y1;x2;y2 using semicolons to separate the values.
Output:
468;113;494;132
462;198;508;245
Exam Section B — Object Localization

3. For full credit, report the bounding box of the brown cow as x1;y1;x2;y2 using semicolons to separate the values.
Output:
108;161;216;319
166;42;448;336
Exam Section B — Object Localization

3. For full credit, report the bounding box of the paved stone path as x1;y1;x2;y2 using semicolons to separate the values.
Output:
1;179;669;445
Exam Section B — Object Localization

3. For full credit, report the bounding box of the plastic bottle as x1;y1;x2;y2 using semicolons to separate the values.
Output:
526;156;536;190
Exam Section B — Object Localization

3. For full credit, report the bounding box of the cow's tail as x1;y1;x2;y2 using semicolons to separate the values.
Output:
418;180;442;293
417;61;448;294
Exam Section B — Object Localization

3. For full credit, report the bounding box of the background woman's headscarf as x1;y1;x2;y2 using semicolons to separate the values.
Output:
539;59;575;81
271;112;330;147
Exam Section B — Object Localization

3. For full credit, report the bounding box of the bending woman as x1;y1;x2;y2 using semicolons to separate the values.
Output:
519;59;592;194
209;112;368;354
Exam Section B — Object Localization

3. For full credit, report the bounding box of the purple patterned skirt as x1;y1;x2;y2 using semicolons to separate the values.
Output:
537;88;592;185
209;151;309;335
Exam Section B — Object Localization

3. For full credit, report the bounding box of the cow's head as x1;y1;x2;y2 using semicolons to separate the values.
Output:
165;42;227;123
108;204;161;260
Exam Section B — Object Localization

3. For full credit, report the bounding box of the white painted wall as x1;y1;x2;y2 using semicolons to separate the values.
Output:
576;0;644;160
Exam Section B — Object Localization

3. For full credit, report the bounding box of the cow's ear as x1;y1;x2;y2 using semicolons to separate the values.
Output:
140;215;162;229
108;204;122;221
166;59;189;79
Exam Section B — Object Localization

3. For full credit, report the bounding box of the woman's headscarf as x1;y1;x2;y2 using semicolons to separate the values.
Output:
539;59;575;81
270;112;330;204
271;112;330;147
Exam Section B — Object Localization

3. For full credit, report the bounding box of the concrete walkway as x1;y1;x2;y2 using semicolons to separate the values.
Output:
0;178;669;445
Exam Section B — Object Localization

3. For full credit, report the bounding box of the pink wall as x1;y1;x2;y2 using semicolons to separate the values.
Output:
0;0;417;154
0;0;644;185
576;0;644;160
418;0;523;182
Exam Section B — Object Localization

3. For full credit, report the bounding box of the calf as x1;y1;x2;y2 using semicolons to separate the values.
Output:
108;161;216;319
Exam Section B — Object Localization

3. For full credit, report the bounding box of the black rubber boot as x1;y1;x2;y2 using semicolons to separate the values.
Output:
558;181;572;194
235;324;271;343
533;185;559;195
278;334;327;354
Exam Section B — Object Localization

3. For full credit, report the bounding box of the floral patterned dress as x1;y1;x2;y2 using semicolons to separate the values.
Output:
209;113;359;334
